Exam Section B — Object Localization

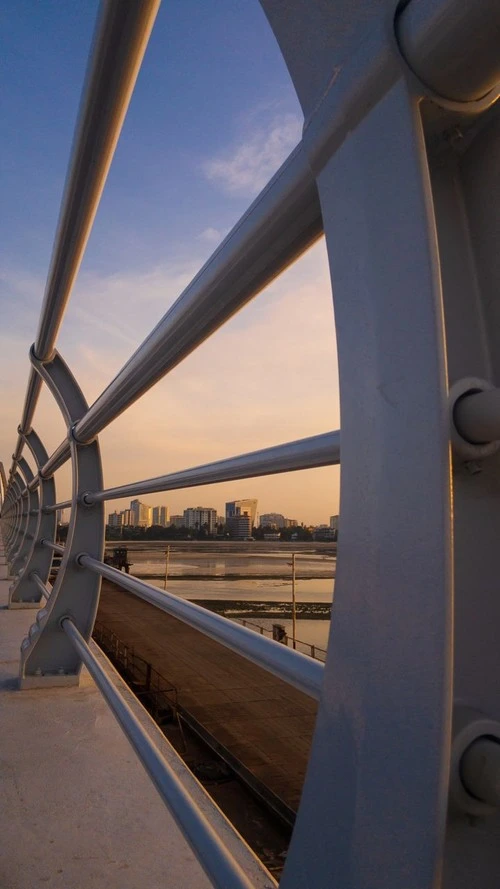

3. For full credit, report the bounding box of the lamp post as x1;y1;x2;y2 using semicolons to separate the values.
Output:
164;545;170;590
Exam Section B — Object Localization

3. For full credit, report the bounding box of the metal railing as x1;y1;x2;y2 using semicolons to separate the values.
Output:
2;0;500;887
93;622;179;722
235;618;327;663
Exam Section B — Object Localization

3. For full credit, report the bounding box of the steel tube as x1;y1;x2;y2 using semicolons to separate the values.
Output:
35;0;161;363
398;0;500;103
454;388;500;445
85;430;340;504
40;440;71;479
461;737;500;808
73;143;321;443
62;618;260;889
41;540;65;555
79;555;324;700
44;500;73;514
27;475;40;493
30;573;51;601
11;0;161;470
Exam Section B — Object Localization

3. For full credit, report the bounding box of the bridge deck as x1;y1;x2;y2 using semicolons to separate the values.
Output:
97;580;318;814
0;554;271;889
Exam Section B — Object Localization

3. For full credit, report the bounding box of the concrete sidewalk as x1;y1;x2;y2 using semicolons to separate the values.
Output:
0;551;273;889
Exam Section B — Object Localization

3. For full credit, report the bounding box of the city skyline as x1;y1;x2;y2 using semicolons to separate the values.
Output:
106;498;331;529
1;3;340;525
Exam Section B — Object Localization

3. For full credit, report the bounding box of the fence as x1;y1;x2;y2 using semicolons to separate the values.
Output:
93;622;178;723
1;1;500;887
236;619;327;663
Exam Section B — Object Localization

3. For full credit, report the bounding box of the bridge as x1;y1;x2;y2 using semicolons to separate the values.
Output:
1;1;500;886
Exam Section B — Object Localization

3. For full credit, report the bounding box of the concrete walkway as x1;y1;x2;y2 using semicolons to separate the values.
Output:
0;551;273;889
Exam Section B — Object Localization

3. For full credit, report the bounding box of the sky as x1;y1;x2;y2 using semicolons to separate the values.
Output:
0;0;340;525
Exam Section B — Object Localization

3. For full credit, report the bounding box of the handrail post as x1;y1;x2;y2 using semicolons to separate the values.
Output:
6;473;25;568
20;352;104;687
9;429;57;608
9;457;36;578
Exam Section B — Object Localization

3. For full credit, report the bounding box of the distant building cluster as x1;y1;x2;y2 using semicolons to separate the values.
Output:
106;499;256;538
105;499;339;540
260;512;298;530
108;499;170;529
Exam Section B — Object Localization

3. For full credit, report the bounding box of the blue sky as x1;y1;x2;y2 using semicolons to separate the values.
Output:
0;1;340;524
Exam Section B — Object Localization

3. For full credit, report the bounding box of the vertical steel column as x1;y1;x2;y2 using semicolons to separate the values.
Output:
9;457;35;576
426;88;500;888
20;350;104;687
3;484;16;550
4;487;17;549
6;473;25;566
9;429;56;608
260;0;500;886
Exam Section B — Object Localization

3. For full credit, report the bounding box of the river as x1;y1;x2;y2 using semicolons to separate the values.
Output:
105;541;335;654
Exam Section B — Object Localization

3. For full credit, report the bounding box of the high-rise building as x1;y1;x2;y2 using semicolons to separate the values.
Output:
152;505;170;527
225;499;258;525
329;515;339;531
121;509;132;527
183;506;217;535
108;511;123;527
170;515;185;528
130;499;152;527
227;514;252;539
260;512;285;529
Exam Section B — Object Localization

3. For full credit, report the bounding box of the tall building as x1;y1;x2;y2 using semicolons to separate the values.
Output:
225;499;258;526
152;505;170;527
260;512;285;529
121;509;132;527
130;499;152;527
329;515;339;531
227;514;252;539
183;506;217;535
170;515;185;528
108;511;123;527
225;499;257;539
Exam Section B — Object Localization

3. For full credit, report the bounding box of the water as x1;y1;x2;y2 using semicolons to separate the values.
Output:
109;543;335;651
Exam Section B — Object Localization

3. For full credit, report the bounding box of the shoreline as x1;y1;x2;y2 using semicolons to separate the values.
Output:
132;571;335;581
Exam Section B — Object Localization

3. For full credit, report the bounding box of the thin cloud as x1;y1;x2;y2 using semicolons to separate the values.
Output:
1;241;340;523
202;113;302;198
198;227;225;245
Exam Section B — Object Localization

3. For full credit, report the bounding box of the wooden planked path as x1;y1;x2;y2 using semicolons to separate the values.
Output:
96;581;318;813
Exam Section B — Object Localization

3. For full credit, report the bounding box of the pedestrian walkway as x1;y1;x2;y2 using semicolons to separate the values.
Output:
0;549;270;889
97;580;319;814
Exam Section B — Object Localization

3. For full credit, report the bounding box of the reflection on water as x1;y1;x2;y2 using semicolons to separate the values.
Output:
113;545;335;649
147;576;334;602
130;553;335;579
